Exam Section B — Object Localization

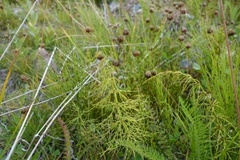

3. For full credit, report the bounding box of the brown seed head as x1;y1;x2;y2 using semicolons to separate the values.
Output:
112;60;120;67
151;71;157;76
150;7;154;13
168;9;173;14
145;71;152;79
228;29;235;36
181;26;187;33
85;26;92;33
173;2;178;7
178;35;185;42
14;49;19;54
165;8;169;13
180;8;186;14
202;2;206;7
146;18;150;23
117;35;124;43
167;14;174;21
207;27;213;34
149;25;154;31
123;28;129;35
97;54;104;60
133;50;140;57
185;42;191;49
178;1;184;8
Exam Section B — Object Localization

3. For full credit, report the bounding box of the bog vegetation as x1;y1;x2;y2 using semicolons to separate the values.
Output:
0;0;240;159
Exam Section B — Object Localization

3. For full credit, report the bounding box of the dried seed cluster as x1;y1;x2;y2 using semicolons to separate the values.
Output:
133;50;140;57
85;26;93;33
97;54;104;60
145;71;157;79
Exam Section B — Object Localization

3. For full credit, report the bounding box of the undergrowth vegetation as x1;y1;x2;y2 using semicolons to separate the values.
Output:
0;0;240;159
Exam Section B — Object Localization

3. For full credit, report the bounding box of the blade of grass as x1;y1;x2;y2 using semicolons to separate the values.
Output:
0;50;20;104
55;0;84;28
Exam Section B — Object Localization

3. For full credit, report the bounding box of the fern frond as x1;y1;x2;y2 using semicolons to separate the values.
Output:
177;97;212;160
116;139;165;160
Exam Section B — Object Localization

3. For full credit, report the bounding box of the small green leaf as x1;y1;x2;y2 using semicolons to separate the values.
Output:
193;62;201;70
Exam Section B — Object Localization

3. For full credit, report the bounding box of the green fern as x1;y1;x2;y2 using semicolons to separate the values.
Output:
175;97;212;160
116;139;165;160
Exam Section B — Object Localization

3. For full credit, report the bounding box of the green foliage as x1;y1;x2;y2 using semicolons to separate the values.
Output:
1;0;240;159
116;139;165;160
176;97;211;159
